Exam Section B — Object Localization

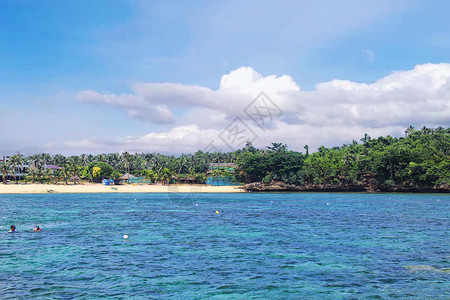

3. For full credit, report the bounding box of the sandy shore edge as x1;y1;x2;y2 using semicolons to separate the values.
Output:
0;183;244;194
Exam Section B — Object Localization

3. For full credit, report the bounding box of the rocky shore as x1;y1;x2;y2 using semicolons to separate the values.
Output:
244;182;450;193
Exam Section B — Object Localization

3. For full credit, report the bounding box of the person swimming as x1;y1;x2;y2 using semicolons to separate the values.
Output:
9;225;16;232
33;226;42;232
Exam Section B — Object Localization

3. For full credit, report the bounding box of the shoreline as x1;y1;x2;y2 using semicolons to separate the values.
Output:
1;183;448;194
244;182;450;193
0;183;245;194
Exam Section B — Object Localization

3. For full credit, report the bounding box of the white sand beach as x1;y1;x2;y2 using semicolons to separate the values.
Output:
0;183;245;194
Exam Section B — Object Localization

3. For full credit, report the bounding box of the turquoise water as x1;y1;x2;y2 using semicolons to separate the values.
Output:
1;193;449;299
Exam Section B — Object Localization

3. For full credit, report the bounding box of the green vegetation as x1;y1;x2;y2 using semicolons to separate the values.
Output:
2;126;449;189
236;126;449;189
87;162;113;182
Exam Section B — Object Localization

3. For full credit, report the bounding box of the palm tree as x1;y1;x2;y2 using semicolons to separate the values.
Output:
60;167;68;185
80;154;88;167
28;167;38;184
159;168;173;185
71;168;81;185
28;154;42;183
37;168;44;183
54;156;70;185
0;161;10;183
195;172;207;184
97;153;106;162
435;126;445;134
8;154;24;183
142;169;157;184
405;125;415;137
42;168;52;183
120;152;132;175
29;154;41;169
40;153;51;166
47;170;55;184
151;171;158;184
106;153;120;169
360;133;371;143
82;166;93;183
68;157;80;184
53;169;62;184
188;168;197;185
420;126;433;135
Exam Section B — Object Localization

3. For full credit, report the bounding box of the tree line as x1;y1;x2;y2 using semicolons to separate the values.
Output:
1;126;448;188
235;126;449;188
0;150;240;184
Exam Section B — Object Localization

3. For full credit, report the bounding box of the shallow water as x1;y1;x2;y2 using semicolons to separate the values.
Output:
0;193;449;299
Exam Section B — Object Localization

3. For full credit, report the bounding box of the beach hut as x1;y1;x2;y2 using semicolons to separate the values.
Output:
177;175;195;184
206;163;239;186
70;175;80;184
119;173;136;184
208;163;238;172
102;179;114;186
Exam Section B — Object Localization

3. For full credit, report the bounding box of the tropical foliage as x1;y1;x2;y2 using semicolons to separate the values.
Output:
235;126;449;188
2;126;448;189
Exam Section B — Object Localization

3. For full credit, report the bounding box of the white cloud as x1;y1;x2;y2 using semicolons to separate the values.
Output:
308;63;450;127
68;63;450;154
48;121;408;155
75;90;175;123
46;125;222;154
75;66;300;126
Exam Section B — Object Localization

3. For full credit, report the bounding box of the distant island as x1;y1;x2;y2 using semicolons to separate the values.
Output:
0;126;449;193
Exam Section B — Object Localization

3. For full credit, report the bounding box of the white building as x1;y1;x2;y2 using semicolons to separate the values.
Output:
0;152;29;181
0;155;11;163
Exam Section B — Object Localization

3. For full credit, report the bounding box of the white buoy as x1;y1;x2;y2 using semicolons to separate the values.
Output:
123;234;129;239
195;203;198;206
327;203;329;205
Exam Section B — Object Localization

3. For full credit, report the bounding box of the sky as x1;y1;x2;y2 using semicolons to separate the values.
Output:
1;0;449;155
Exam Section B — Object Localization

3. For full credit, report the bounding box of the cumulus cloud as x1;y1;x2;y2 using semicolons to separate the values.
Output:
75;66;300;126
307;63;450;127
68;63;450;154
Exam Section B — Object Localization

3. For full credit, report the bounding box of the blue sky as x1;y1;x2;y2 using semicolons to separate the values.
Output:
1;0;449;155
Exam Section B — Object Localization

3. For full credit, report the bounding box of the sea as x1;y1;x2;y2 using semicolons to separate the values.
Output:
0;193;449;299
